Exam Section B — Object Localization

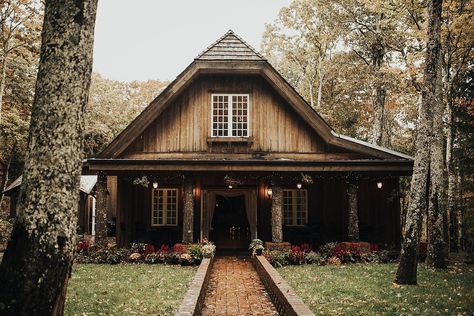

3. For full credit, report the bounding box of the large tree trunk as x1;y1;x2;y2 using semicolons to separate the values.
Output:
395;0;442;285
347;182;359;242
0;1;97;315
426;50;446;268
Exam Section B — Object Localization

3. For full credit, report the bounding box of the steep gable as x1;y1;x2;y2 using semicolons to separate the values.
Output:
97;30;412;161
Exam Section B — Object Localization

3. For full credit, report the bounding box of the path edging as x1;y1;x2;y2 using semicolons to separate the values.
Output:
252;255;315;316
175;257;214;316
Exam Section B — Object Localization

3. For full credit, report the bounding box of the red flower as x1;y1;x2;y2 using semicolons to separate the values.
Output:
144;244;156;255
173;244;185;253
300;243;311;252
76;240;90;252
160;244;169;252
291;245;301;253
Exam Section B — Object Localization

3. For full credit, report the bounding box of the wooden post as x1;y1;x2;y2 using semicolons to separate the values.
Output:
347;182;360;242
95;173;108;247
271;182;283;243
182;176;194;243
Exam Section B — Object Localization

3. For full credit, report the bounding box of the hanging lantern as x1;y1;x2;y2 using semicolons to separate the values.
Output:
296;183;302;189
152;182;158;189
377;181;383;189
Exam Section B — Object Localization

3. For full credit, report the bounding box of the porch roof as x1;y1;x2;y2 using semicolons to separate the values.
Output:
84;158;413;174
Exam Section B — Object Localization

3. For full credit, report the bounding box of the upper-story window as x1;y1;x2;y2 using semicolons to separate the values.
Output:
212;94;249;137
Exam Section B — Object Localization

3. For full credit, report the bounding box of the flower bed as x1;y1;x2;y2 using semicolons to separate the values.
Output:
263;242;397;268
74;239;216;265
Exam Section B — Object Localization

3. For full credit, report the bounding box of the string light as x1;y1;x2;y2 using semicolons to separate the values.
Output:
152;182;158;189
377;181;383;189
296;183;302;189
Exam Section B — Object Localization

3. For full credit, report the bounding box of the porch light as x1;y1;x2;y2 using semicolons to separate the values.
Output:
152;182;158;189
267;187;273;197
377;181;383;189
296;183;302;189
228;185;233;189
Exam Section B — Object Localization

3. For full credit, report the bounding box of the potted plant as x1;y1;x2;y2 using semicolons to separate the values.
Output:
249;239;264;256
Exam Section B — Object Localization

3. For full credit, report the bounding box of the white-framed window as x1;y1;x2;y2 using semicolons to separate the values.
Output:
151;188;178;226
211;94;249;137
283;189;308;226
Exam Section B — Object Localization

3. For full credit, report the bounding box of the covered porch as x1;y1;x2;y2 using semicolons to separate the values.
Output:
85;159;411;250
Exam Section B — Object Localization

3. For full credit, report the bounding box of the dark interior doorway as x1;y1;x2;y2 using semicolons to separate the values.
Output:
210;195;250;249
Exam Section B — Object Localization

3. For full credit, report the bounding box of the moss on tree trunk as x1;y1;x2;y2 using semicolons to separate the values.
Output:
0;0;98;314
395;0;442;285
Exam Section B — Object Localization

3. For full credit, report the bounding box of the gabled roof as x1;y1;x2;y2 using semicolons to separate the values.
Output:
196;30;265;61
96;30;413;162
2;175;97;195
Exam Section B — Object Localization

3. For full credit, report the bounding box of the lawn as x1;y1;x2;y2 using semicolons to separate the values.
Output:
65;264;197;316
278;263;474;315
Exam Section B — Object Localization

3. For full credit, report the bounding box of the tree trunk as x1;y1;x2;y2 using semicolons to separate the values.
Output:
0;1;98;315
395;0;442;285
455;167;463;251
426;50;446;268
182;176;194;243
308;80;315;109
371;83;386;146
446;83;458;251
0;52;7;122
95;173;108;248
271;182;283;243
347;182;359;242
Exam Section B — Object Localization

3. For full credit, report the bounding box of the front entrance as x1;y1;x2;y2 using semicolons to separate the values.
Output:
210;195;250;249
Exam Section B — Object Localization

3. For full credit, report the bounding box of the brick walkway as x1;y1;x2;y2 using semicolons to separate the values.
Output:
201;256;278;316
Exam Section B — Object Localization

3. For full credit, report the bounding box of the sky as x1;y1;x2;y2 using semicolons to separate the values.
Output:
92;0;292;82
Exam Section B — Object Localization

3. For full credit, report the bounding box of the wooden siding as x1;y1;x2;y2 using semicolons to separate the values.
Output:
122;74;331;157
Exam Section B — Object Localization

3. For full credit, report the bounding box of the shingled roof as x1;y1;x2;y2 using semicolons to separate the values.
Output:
196;30;265;61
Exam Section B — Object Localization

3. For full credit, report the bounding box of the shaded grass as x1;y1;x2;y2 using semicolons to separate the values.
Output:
278;263;474;315
65;264;197;316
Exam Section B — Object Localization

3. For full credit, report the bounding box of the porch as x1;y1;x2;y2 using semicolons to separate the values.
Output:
91;171;404;249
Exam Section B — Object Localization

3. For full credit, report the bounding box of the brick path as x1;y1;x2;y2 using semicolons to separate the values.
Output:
201;256;279;316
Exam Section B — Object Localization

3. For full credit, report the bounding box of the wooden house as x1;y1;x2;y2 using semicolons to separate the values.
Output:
83;31;413;249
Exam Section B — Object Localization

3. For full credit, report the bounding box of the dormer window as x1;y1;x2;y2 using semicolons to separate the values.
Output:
212;94;249;137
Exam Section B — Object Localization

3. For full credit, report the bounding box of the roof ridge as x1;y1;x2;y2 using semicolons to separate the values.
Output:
195;30;265;60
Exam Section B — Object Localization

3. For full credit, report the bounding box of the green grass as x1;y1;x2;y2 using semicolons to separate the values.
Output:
65;264;197;316
278;263;474;315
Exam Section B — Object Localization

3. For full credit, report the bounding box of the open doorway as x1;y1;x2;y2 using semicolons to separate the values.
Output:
210;195;250;249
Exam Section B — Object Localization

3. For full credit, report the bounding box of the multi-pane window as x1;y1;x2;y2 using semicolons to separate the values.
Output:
212;94;249;137
283;189;308;226
152;189;178;226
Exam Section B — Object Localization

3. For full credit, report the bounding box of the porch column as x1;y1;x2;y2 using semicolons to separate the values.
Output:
271;182;283;242
347;182;360;242
95;173;108;247
182;176;194;243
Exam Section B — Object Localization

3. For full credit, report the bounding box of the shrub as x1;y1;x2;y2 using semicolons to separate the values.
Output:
179;253;194;265
129;243;148;254
201;242;216;258
300;243;311;253
305;251;324;265
249;238;263;250
289;246;305;265
327;256;342;265
320;242;337;259
144;253;160;264
265;250;289;268
173;243;185;254
93;248;129;264
188;245;203;263
144;244;156;255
